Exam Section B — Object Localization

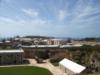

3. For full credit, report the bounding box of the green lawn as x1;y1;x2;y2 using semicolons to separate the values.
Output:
0;66;53;75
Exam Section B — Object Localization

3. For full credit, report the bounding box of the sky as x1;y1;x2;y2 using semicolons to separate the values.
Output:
0;0;100;38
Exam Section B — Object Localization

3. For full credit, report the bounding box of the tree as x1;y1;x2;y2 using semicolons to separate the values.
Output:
35;50;49;59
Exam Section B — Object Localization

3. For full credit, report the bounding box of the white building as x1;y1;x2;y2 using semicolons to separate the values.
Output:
47;39;61;45
59;58;86;75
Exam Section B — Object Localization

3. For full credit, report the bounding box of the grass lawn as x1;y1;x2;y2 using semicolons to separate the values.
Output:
0;66;53;75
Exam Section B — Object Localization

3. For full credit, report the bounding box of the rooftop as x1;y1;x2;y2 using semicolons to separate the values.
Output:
59;58;86;74
22;44;82;48
0;49;24;53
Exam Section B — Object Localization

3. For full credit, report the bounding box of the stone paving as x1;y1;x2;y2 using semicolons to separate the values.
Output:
28;59;66;75
0;59;66;75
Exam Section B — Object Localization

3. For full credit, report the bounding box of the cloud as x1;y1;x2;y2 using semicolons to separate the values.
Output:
58;10;66;21
0;16;47;26
0;0;100;37
5;0;11;2
68;0;100;26
22;9;39;18
2;0;12;3
21;8;49;27
0;17;15;23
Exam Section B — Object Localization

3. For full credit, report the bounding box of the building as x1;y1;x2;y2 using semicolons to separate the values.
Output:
59;58;86;75
22;45;69;58
0;49;24;65
47;39;61;45
22;45;82;58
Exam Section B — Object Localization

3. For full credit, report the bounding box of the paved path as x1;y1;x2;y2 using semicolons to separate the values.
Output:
0;59;66;75
28;59;66;75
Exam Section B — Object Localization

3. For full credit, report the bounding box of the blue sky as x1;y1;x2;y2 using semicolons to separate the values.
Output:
0;0;100;38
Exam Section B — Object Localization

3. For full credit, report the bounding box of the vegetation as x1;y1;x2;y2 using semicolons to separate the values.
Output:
50;57;62;63
0;66;52;75
51;62;59;66
50;56;64;66
35;50;49;59
81;72;100;75
79;37;100;42
49;45;100;73
68;45;100;73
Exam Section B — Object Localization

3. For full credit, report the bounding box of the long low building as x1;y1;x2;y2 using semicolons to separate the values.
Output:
59;58;86;75
22;45;82;58
0;49;24;65
22;45;70;58
22;44;82;48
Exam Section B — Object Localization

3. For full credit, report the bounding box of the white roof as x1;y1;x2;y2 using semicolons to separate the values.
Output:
37;45;47;47
43;39;48;42
59;58;86;74
60;45;73;48
50;39;62;41
47;45;59;47
5;41;10;43
0;49;24;53
22;45;82;48
73;44;82;47
22;45;59;48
